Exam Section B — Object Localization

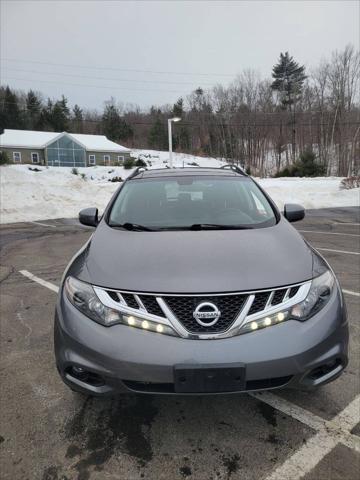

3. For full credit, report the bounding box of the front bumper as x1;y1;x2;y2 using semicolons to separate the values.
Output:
54;286;349;396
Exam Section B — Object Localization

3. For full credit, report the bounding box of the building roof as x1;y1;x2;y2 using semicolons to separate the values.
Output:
0;129;131;153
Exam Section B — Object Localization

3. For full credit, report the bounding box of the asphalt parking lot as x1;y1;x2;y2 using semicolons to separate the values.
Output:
0;207;359;480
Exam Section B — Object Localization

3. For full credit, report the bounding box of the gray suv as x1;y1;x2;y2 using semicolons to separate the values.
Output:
54;166;348;395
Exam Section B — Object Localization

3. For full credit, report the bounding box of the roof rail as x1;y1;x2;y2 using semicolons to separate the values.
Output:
126;164;247;179
220;164;247;176
127;166;148;180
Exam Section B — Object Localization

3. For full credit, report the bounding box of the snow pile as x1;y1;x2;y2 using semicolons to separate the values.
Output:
0;150;358;224
0;165;120;223
131;149;225;168
258;177;359;210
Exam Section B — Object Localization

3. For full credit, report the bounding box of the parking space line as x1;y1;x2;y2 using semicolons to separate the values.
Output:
298;230;360;237
249;391;325;431
19;270;59;293
262;395;360;480
316;247;360;256
341;433;360;454
333;394;360;431
264;431;338;480
29;221;57;228
333;223;360;227
342;289;360;297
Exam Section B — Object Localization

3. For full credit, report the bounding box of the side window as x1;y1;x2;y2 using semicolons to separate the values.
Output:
89;154;96;165
31;152;39;164
13;152;21;163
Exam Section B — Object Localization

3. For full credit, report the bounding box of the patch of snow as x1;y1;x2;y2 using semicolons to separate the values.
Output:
0;150;358;224
256;177;359;211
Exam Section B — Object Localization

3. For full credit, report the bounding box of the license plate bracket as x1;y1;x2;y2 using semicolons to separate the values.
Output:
174;363;246;393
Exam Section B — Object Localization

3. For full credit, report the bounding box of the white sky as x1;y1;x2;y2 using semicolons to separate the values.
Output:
1;0;359;111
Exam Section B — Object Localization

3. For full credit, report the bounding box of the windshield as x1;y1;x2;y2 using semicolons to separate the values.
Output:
108;176;277;230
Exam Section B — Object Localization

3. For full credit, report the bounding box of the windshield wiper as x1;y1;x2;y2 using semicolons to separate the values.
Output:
109;222;154;231
188;224;254;230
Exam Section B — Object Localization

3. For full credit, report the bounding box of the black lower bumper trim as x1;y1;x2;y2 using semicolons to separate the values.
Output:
123;375;293;394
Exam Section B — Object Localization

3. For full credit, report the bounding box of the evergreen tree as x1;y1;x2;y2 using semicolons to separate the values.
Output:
271;52;307;159
271;52;307;107
39;96;70;131
102;103;121;141
148;118;168;150
117;118;134;142
72;104;84;132
26;90;42;129
102;101;133;142
51;96;70;131
173;98;184;118
172;98;189;151
0;86;23;131
40;99;54;130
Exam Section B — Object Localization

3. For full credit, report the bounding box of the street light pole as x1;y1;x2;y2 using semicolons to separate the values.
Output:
168;117;181;168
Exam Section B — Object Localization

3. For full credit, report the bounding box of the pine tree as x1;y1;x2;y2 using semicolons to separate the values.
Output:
102;101;133;142
172;98;189;151
51;96;70;131
26;90;42;129
271;52;307;107
72;104;84;132
148;118;168;150
0;86;23;130
173;98;184;118
271;52;307;159
40;99;54;130
118;118;134;142
102;103;121;141
40;96;70;131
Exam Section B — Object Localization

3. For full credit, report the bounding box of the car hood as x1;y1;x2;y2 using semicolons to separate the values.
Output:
75;218;314;293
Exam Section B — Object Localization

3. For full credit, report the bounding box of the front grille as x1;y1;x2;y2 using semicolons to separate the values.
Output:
139;295;165;318
248;292;270;315
289;286;300;298
122;293;139;309
107;290;120;302
271;289;287;306
101;282;304;337
164;295;246;333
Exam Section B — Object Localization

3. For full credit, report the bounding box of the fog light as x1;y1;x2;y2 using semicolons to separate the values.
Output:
73;366;84;374
70;366;88;381
250;321;258;330
277;312;285;321
156;324;164;333
264;317;272;326
127;316;135;326
142;320;149;329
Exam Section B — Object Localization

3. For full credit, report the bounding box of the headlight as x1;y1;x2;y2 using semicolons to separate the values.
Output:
239;269;335;334
64;276;177;336
290;269;334;321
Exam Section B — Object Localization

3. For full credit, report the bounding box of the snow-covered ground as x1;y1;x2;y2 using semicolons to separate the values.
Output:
0;150;358;224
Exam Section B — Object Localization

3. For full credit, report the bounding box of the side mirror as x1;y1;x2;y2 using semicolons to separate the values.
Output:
284;203;305;223
79;207;99;227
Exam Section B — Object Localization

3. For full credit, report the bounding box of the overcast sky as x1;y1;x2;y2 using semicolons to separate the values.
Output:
1;0;358;111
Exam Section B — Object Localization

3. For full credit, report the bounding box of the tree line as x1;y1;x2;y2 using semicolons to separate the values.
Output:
1;44;359;176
